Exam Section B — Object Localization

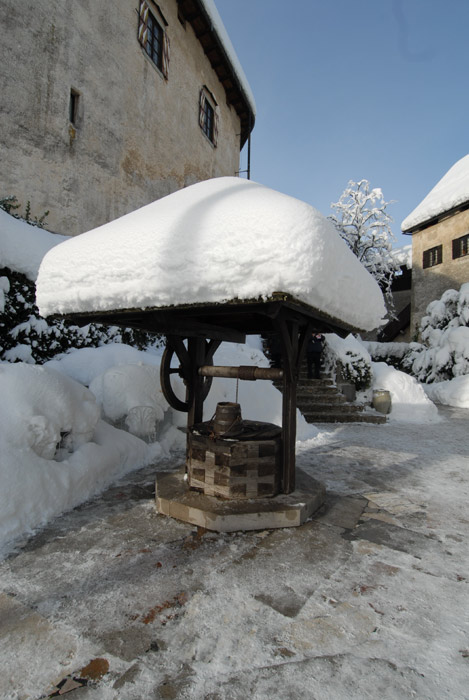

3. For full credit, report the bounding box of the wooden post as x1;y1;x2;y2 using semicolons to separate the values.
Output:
187;337;206;427
276;317;299;494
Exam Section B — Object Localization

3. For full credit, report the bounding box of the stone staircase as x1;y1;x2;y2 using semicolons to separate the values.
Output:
274;367;387;425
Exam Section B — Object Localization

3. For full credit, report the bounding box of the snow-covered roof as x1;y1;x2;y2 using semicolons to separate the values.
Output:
0;209;67;281
200;0;256;117
402;154;469;232
391;244;412;269
36;177;386;332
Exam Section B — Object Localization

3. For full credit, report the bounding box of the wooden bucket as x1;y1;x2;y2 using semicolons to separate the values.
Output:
213;402;242;436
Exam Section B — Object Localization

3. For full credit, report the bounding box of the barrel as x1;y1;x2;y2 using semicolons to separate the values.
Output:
213;402;242;436
372;390;392;415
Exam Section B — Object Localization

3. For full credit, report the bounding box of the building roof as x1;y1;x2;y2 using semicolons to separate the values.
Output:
180;0;256;147
402;154;469;233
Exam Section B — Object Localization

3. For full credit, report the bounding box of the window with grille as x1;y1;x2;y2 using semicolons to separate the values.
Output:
202;99;214;141
145;12;163;69
422;245;443;269
138;1;170;78
198;88;219;146
452;233;469;259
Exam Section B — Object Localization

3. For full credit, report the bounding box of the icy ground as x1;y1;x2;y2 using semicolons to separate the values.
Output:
1;406;468;700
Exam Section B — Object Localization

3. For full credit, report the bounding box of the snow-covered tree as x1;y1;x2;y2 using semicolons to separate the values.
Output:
409;284;469;383
365;283;469;383
329;180;399;315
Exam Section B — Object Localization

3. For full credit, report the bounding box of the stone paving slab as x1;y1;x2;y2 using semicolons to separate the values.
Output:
156;467;326;531
1;407;469;699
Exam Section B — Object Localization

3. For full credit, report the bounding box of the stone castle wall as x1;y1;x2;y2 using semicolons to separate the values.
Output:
0;0;242;235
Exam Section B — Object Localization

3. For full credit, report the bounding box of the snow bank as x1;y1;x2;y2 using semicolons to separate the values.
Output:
0;208;66;280
45;343;163;386
423;375;469;408
0;362;162;547
402;153;469;231
371;361;440;423
36;177;385;332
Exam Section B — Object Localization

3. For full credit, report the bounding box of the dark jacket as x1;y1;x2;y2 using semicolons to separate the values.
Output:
307;334;324;354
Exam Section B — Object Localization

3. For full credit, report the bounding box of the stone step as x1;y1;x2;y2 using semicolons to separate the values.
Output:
297;391;347;402
273;377;334;387
302;411;387;424
271;371;387;425
298;376;333;385
298;402;363;414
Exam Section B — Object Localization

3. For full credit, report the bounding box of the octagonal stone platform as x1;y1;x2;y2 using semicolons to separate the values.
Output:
155;467;325;532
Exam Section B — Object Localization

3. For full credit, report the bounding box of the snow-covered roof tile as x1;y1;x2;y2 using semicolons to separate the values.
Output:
36;177;386;332
402;154;469;232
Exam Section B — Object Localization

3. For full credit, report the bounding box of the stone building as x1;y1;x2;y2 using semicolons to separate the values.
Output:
0;0;255;235
402;154;469;337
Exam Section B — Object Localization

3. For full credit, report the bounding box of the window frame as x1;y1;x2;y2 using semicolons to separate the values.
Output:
198;87;219;146
145;10;164;71
422;244;443;269
69;89;80;126
452;233;469;260
138;1;170;79
202;98;215;142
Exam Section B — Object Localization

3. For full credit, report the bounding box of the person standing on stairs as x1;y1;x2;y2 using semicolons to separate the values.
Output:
306;332;325;379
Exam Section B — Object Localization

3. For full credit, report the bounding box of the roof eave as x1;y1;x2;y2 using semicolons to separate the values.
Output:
177;0;255;148
402;199;469;235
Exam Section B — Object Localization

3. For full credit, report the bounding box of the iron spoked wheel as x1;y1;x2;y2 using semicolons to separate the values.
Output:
159;342;215;413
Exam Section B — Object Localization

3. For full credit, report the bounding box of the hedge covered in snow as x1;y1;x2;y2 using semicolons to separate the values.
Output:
365;283;469;383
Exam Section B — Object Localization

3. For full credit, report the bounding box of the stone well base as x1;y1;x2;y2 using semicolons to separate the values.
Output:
155;467;325;532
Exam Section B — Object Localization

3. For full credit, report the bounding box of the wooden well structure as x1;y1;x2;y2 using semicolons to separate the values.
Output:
62;294;355;496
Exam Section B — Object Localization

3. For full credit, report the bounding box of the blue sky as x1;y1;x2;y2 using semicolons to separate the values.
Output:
215;0;469;248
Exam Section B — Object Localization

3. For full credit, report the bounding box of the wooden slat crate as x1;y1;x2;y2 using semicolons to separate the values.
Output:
187;432;281;499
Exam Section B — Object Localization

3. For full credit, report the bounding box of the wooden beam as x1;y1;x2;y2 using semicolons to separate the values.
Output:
199;365;283;381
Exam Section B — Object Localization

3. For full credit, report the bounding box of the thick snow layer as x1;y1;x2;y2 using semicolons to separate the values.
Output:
402;153;469;231
371;361;440;423
0;208;66;280
45;343;163;386
199;0;256;117
36;178;385;332
424;375;469;408
0;362;163;545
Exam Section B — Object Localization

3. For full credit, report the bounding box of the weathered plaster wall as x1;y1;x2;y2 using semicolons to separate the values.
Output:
411;209;469;335
0;0;242;235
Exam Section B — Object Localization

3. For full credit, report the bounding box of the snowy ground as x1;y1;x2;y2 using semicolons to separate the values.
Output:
1;405;468;700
